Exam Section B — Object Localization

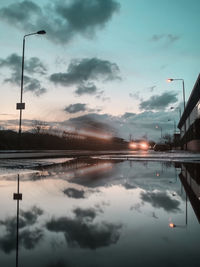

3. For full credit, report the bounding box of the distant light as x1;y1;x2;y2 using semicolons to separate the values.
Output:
129;142;137;149
169;223;176;228
156;172;160;177
167;78;173;83
140;142;148;150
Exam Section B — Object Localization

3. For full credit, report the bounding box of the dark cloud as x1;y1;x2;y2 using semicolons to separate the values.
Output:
141;191;181;212
50;57;120;86
0;53;47;96
139;91;178;111
0;53;47;75
63;188;85;199
75;83;98;96
46;207;122;249
0;0;41;26
68;113;115;134
64;103;87;113
0;0;120;44
151;34;180;44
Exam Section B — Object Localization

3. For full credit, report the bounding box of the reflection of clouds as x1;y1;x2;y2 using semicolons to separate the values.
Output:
63;188;85;199
73;207;98;222
46;207;122;249
141;191;181;212
0;206;43;253
20;206;43;226
19;228;43;250
130;203;143;213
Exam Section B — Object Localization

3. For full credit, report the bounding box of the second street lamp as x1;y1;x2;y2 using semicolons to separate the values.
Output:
17;30;46;148
167;78;187;149
155;125;162;139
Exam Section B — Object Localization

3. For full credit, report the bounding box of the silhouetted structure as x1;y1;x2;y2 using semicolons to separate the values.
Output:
178;74;200;151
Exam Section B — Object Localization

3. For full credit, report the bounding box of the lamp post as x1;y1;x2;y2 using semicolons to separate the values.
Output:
168;119;176;134
155;125;162;139
17;30;46;148
170;106;181;120
167;78;187;149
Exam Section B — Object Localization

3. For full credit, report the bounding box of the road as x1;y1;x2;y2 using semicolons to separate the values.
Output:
1;149;200;162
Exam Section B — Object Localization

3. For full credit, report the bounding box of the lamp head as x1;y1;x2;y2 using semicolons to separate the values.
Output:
167;78;173;82
37;30;46;35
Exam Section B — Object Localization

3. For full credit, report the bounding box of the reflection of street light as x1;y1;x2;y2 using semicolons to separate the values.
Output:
155;125;162;138
167;78;187;149
17;30;46;148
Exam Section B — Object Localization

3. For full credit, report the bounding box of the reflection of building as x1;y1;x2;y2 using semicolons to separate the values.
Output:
178;74;200;151
179;163;200;223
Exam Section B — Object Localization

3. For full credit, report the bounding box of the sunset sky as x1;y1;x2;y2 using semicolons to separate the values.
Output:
0;0;200;140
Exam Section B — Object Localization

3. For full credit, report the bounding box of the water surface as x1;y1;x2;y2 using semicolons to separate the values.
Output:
0;158;199;267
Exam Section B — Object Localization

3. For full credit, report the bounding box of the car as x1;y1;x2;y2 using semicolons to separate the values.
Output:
129;141;149;150
153;143;171;151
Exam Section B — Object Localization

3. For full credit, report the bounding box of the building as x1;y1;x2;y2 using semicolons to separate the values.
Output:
178;74;200;151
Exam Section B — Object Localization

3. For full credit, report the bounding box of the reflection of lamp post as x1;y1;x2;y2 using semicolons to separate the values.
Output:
17;30;46;148
167;78;187;149
169;193;188;229
13;174;22;267
155;125;162;138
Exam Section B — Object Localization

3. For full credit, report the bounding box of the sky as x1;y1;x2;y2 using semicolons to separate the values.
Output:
0;0;200;141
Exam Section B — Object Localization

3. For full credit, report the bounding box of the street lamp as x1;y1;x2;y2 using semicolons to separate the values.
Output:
167;78;186;110
167;78;187;149
168;119;176;134
17;30;46;148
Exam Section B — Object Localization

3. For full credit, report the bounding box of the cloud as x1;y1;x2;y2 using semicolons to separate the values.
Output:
0;53;47;96
46;207;122;249
64;103;87;113
0;0;41;26
50;57;120;86
141;191;181;212
0;0;120;44
75;83;98;96
1;106;181;141
0;53;47;75
63;188;85;199
139;91;178;111
150;34;180;44
67;113;116;134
